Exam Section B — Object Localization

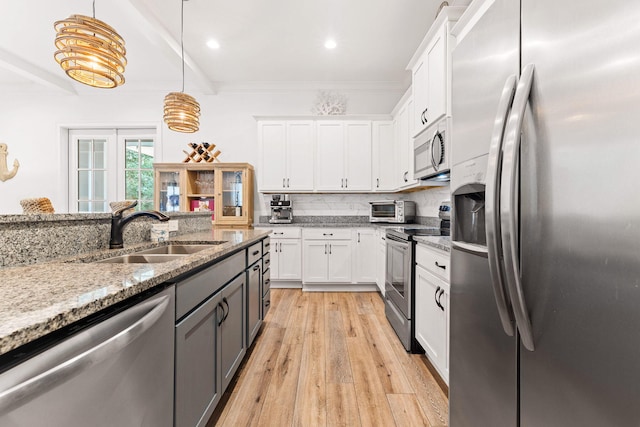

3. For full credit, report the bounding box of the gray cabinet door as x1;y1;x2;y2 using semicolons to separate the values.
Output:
220;275;247;391
247;261;262;346
175;291;223;427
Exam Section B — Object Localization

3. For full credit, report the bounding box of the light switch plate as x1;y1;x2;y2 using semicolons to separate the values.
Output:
168;219;179;231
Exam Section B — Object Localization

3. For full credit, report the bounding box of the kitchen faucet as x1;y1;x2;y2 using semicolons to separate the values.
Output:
109;201;170;249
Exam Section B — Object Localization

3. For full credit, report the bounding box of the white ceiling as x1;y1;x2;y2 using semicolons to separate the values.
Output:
0;0;452;94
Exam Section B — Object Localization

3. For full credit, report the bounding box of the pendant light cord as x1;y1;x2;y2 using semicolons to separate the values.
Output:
181;0;185;93
92;0;96;18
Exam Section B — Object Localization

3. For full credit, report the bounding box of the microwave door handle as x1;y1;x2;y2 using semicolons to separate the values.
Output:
486;74;518;338
501;64;536;352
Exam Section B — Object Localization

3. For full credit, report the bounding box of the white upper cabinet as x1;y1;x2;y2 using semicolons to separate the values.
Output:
316;121;372;192
344;122;372;191
259;121;287;191
286;122;315;190
394;96;419;189
315;121;345;191
426;25;447;124
408;7;465;138
372;121;396;191
258;121;314;192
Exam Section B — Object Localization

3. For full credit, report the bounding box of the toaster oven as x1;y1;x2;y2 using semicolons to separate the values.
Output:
369;200;416;223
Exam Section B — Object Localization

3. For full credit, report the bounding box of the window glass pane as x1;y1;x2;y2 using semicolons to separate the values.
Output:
92;201;107;212
94;139;106;169
78;201;90;212
93;170;106;200
140;200;154;211
140;140;154;169
125;170;139;199
78;171;90;199
140;170;154;199
125;140;139;169
78;139;91;168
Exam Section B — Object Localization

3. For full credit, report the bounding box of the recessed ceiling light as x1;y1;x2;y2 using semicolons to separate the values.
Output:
324;39;337;50
206;39;220;49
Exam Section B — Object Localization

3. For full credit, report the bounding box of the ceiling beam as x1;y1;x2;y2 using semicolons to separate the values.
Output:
0;48;77;94
124;0;218;95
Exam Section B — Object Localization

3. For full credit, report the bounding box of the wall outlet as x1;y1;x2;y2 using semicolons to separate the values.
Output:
168;219;179;232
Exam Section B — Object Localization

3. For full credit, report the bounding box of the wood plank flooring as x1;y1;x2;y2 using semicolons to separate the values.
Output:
208;289;449;427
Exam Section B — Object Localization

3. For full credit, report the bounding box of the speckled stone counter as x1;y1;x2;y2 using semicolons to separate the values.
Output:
0;212;213;268
414;235;451;253
0;228;269;356
256;215;441;228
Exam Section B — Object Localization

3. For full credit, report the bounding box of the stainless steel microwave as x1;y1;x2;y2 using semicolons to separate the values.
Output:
414;116;451;180
369;200;416;223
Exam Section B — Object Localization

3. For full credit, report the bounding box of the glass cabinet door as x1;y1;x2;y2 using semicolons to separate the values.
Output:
157;170;182;212
221;170;244;218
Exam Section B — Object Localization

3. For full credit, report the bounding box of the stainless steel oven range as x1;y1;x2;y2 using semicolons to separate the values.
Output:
385;226;448;352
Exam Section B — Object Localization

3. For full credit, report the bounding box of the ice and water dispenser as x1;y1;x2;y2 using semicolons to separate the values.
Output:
452;183;486;247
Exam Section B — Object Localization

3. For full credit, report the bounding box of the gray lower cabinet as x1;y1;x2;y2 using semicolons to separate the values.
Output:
220;275;246;391
175;290;222;427
174;250;247;427
247;260;262;346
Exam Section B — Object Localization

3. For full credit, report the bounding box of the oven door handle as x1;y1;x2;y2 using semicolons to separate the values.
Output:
385;234;409;245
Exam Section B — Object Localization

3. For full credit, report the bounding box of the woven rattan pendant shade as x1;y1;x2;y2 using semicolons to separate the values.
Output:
163;0;200;133
164;92;201;133
54;14;126;88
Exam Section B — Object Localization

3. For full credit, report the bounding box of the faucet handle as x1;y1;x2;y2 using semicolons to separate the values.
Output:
113;200;138;216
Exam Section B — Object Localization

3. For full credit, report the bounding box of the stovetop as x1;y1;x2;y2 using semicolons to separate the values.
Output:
386;225;450;241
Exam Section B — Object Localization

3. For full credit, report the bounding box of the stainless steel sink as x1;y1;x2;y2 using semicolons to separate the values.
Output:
135;243;225;255
97;254;187;264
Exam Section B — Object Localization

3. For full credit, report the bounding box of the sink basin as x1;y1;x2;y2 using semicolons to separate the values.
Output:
135;243;225;255
97;254;187;264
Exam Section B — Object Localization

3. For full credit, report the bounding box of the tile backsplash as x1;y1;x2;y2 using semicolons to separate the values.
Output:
259;185;450;218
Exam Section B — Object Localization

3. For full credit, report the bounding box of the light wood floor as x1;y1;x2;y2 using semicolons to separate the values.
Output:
208;289;449;427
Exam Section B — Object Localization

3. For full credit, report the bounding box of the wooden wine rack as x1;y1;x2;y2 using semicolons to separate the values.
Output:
182;142;221;163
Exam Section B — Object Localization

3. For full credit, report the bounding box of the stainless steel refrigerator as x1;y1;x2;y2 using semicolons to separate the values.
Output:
449;0;640;426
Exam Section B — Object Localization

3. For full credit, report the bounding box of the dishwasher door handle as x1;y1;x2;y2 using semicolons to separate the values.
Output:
0;292;170;413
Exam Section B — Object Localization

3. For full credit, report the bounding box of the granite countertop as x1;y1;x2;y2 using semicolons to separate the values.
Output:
257;222;451;252
0;228;269;356
255;222;402;230
413;235;451;253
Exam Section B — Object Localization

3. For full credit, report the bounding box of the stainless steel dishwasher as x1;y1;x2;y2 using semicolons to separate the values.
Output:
0;286;175;427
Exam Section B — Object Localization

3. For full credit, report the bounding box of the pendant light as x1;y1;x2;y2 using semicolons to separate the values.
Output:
164;0;201;133
54;0;126;88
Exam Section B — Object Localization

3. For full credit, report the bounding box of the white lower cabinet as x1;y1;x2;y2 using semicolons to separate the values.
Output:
265;228;302;283
271;239;302;280
414;243;450;383
353;228;377;283
302;239;352;283
302;228;354;285
376;230;386;295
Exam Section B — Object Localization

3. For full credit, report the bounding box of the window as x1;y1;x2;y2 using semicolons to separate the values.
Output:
124;137;155;211
68;128;158;213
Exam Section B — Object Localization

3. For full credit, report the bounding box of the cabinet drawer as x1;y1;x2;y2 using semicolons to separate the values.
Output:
248;242;262;266
416;243;450;282
262;267;271;294
262;289;271;318
176;251;244;319
262;252;271;271
302;228;351;240
270;227;301;239
262;237;271;253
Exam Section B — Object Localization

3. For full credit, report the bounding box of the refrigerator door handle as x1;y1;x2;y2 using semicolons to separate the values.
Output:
500;63;536;351
486;74;518;337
